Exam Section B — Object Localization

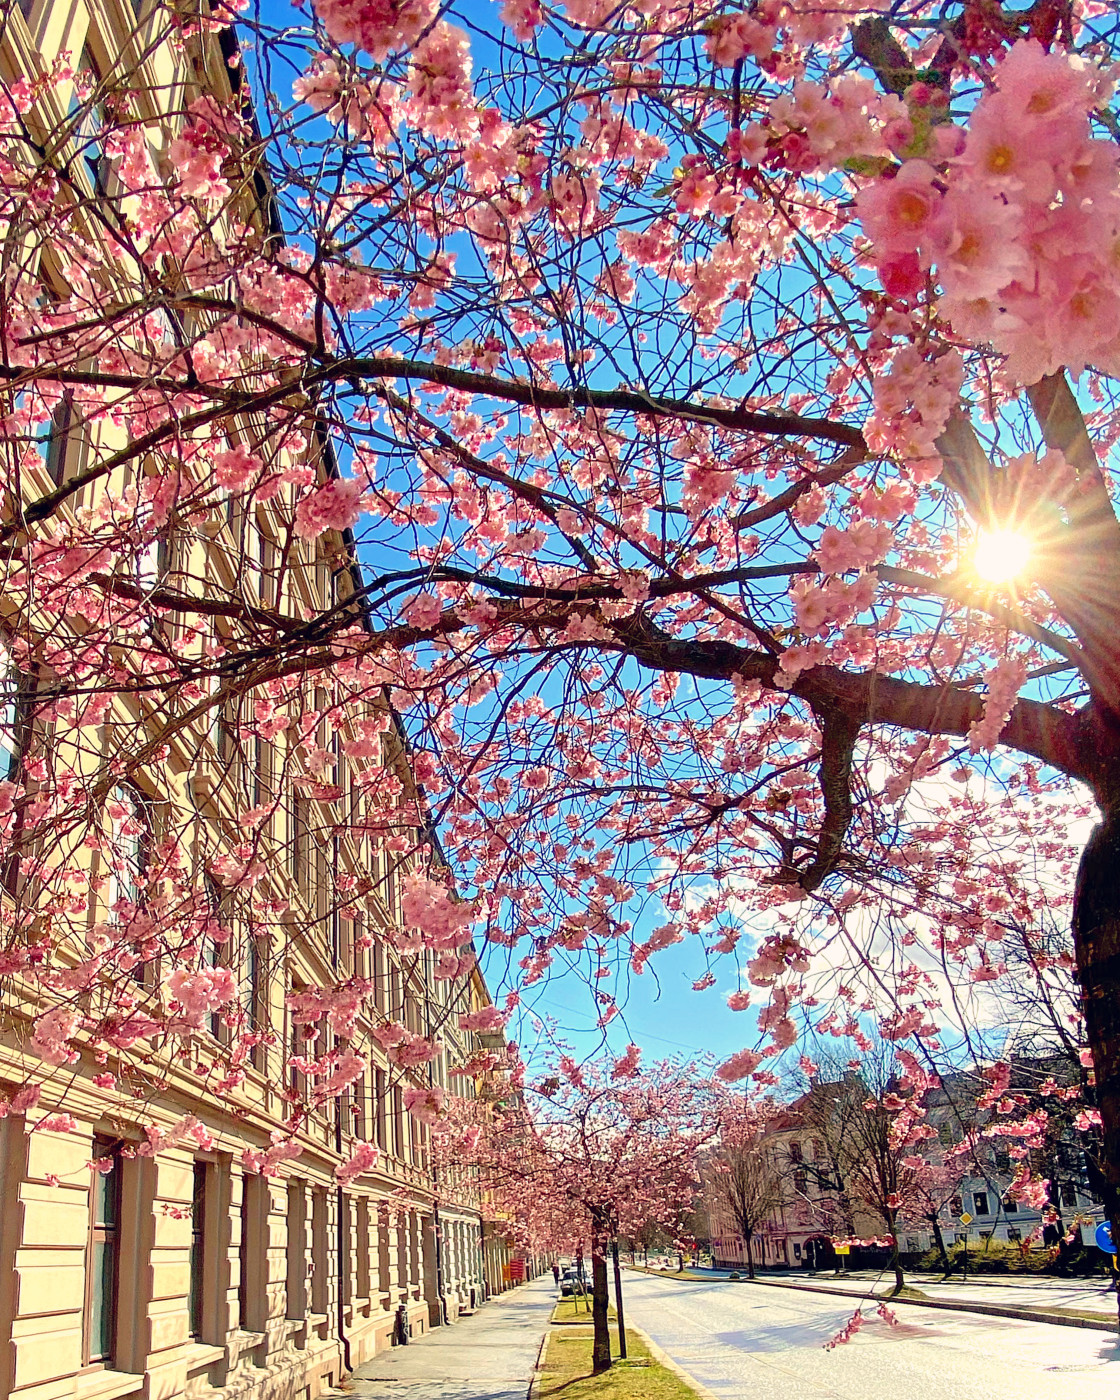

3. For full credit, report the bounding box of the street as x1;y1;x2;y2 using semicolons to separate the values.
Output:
718;1268;1118;1319
615;1272;1120;1399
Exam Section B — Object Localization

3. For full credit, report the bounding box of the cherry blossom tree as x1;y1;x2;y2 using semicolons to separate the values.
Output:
3;0;1120;1302
444;1049;720;1371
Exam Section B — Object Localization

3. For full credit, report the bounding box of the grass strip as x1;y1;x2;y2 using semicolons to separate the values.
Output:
539;1327;700;1400
552;1297;617;1324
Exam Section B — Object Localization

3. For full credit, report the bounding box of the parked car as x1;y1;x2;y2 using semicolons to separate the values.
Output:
559;1270;586;1296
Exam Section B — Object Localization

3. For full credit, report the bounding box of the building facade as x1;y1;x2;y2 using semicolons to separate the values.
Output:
0;6;524;1400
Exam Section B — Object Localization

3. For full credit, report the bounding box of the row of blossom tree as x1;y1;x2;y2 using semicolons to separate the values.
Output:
440;1037;1095;1367
0;0;1118;1314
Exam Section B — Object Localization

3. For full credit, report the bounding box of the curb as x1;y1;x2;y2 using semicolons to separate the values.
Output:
627;1266;1118;1334
627;1322;718;1400
526;1328;550;1400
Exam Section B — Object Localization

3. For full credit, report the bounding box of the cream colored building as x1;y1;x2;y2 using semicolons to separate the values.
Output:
0;4;520;1400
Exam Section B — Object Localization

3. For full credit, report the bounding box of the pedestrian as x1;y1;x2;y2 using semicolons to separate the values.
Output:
552;1262;560;1285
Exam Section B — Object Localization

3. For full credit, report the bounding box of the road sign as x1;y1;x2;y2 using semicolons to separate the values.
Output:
959;1212;973;1225
834;1245;850;1256
1095;1222;1117;1255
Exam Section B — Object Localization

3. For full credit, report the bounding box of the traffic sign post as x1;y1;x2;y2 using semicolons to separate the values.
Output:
959;1212;973;1280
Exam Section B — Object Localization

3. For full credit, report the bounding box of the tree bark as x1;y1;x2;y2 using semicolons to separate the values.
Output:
929;1216;951;1277
591;1232;612;1373
886;1209;904;1296
1072;810;1120;1329
745;1232;756;1279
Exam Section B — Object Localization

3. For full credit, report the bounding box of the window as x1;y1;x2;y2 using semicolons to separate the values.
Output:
352;1060;367;1142
239;1174;263;1332
108;784;150;909
286;1180;306;1320
810;1138;823;1161
356;1199;371;1302
1004;1196;1018;1213
794;1169;808;1196
788;1141;802;1164
392;1085;404;1159
938;1122;953;1147
289;990;307;1102
375;1068;387;1150
0;642;29;781
994;1149;1010;1173
973;1192;990;1218
1007;1226;1021;1242
189;1162;209;1341
339;915;355;979
252;732;272;810
83;1138;121;1366
338;1195;351;1309
71;48;109;196
214;692;239;767
136;535;171;594
310;1189;328;1314
291;794;310;898
256;529;277;609
37;392;78;486
245;935;267;1068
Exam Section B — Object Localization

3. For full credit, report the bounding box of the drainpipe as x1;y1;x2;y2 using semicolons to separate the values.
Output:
336;1100;353;1374
426;980;449;1325
433;1199;449;1326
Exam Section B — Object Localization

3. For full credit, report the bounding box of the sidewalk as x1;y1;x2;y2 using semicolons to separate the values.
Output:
342;1276;555;1400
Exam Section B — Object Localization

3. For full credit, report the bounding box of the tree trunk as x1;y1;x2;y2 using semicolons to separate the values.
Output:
591;1233;612;1373
886;1209;904;1296
929;1215;951;1276
1072;809;1120;1329
745;1232;756;1279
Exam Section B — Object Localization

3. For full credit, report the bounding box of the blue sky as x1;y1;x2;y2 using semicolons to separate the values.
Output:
484;930;762;1068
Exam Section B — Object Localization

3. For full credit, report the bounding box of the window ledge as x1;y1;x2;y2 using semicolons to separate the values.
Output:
231;1330;267;1349
181;1343;226;1374
75;1370;144;1400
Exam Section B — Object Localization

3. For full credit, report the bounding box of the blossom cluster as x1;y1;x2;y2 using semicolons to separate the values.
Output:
856;41;1120;383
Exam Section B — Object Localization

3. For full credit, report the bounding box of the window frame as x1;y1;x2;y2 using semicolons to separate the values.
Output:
189;1160;209;1342
82;1136;122;1368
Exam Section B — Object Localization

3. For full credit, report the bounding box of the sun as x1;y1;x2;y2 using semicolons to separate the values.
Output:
972;528;1033;585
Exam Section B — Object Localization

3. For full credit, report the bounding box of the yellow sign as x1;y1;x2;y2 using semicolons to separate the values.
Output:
959;1212;973;1225
834;1245;850;1255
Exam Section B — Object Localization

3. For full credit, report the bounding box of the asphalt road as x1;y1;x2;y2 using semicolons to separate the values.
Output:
615;1271;1120;1399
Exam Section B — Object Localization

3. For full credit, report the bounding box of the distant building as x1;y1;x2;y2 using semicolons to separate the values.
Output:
710;1063;1104;1272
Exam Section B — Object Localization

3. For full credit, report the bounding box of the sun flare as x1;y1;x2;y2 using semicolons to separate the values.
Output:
973;528;1033;585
